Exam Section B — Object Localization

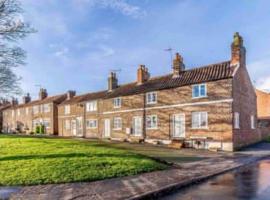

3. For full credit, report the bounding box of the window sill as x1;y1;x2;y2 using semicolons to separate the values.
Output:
113;128;122;131
86;127;97;129
191;127;209;130
146;127;158;130
192;96;208;99
146;102;157;105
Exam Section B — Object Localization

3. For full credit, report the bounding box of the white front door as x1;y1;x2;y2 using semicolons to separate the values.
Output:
133;116;143;136
76;117;83;137
104;119;111;137
172;114;185;138
71;119;77;136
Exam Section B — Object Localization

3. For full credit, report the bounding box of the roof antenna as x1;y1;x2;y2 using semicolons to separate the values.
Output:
164;47;174;68
109;69;122;74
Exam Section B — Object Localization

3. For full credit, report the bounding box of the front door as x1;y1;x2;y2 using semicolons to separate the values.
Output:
76;117;83;137
172;114;185;138
71;119;77;136
104;119;111;138
133;116;143;136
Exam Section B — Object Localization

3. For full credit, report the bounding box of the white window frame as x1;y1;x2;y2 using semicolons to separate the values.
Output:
113;97;122;108
192;84;207;98
113;117;122;130
33;105;39;114
234;112;240;129
146;92;157;104
11;110;14;118
146;115;158;129
64;105;70;115
86;101;97;112
192;112;208;129
43;104;50;113
17;109;20;116
65;119;70;130
43;119;50;129
251;115;255;129
86;119;98;129
25;107;29;115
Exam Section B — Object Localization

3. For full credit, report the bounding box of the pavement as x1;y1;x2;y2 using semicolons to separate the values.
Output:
3;142;270;200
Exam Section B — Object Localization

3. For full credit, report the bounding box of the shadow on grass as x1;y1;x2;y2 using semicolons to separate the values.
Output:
0;153;149;162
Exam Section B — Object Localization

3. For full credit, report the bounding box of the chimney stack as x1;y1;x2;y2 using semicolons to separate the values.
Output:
173;53;185;77
22;93;31;104
39;88;48;100
108;72;118;91
231;32;246;66
137;65;150;85
11;98;18;106
67;90;76;100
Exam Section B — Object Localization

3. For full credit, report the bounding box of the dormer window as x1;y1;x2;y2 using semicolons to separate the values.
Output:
113;97;121;108
146;92;157;104
192;84;207;98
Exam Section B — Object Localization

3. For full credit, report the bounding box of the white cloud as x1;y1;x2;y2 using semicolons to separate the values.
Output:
73;0;146;19
256;76;270;92
54;47;70;57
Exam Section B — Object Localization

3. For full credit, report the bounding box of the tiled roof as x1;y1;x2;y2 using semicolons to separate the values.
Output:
61;60;234;105
6;94;67;110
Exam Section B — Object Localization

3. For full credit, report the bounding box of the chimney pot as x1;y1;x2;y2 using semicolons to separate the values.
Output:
137;65;150;85
67;90;76;100
231;32;246;66
173;52;185;77
22;93;31;104
39;88;48;100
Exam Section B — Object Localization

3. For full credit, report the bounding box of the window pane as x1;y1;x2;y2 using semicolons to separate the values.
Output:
192;113;199;128
193;86;199;97
200;112;207;127
200;85;206;96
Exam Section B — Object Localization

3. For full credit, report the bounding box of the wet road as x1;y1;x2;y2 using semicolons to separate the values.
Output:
162;158;270;200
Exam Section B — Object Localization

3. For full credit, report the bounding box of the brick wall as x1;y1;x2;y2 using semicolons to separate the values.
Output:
232;65;261;149
256;89;270;118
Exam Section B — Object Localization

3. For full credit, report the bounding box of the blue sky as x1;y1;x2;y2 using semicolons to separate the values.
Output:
17;0;270;99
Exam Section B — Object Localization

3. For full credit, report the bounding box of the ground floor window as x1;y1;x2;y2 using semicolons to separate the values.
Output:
192;112;208;129
43;119;50;129
65;120;70;130
234;112;240;129
113;117;122;130
146;115;158;129
86;119;98;129
251;115;255;129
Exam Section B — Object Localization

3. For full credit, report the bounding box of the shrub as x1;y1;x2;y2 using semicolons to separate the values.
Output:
40;125;45;134
35;126;40;134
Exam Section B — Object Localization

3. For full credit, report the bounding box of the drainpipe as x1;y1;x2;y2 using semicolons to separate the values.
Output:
83;103;86;138
142;93;146;141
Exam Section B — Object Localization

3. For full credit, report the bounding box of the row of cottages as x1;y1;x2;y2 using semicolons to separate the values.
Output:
1;89;67;134
57;32;259;151
0;33;261;151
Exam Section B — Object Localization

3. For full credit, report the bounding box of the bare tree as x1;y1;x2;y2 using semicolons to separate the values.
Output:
0;0;35;98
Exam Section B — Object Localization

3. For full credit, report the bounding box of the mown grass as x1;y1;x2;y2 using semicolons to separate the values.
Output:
0;135;166;186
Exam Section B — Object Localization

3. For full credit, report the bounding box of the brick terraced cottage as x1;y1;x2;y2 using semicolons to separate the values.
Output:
1;89;66;134
56;33;259;151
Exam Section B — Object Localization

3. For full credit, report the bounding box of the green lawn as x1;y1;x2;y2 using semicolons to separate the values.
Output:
0;135;166;186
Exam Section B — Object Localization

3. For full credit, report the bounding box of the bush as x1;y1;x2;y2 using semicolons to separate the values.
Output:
40;125;45;134
35;126;40;134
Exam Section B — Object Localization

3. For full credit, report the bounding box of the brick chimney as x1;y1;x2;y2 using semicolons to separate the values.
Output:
108;72;118;91
231;32;246;66
173;53;185;77
22;93;31;104
67;90;76;100
137;65;150;85
39;88;48;100
11;98;18;106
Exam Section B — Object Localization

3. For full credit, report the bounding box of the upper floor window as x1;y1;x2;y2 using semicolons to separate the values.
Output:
33;105;39;114
43;104;50;113
192;84;207;98
113;117;122;130
251;115;255;129
17;109;20;116
11;110;14;118
146;115;158;129
86;119;98;129
146;92;157;104
192;112;208;129
234;112;240;129
64;105;70;115
86;101;97;112
113;97;122;108
25;107;29;115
